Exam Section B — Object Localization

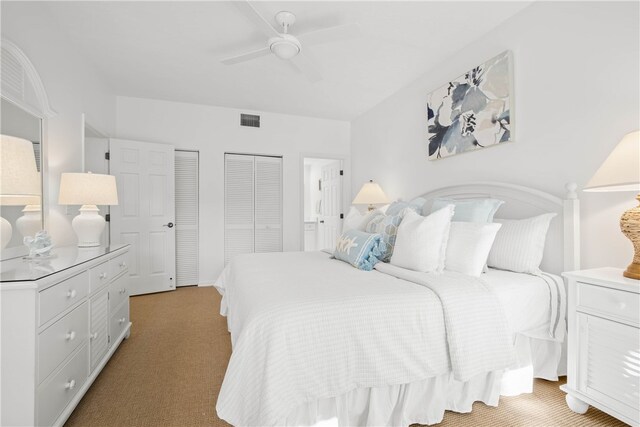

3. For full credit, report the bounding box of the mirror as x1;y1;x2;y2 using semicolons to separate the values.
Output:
0;97;44;253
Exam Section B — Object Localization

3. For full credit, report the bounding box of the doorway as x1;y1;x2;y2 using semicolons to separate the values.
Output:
302;157;343;251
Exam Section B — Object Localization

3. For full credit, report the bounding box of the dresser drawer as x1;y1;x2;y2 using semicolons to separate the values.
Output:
39;271;89;326
37;344;89;427
110;301;130;342
109;273;129;313
577;282;640;324
38;302;89;384
110;252;129;280
90;260;111;293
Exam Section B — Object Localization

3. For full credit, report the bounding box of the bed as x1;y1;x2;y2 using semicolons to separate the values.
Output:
214;182;581;426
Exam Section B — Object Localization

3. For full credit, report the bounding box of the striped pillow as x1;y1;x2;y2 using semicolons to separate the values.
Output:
487;213;556;274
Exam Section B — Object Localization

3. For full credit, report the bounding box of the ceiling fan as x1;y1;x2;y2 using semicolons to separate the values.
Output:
221;1;361;82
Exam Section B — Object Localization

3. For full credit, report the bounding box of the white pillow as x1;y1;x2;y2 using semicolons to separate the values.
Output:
445;222;502;277
487;213;556;274
390;206;454;273
343;207;383;232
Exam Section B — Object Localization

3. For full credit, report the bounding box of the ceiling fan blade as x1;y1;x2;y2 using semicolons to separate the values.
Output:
289;52;322;83
221;47;271;65
234;1;281;38
297;23;361;47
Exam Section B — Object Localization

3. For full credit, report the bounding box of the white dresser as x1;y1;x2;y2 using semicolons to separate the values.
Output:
562;268;640;426
0;244;131;427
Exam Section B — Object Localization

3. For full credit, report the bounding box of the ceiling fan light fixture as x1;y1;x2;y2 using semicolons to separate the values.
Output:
269;35;301;60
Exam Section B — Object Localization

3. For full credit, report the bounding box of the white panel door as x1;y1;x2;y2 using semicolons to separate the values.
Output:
318;161;342;250
224;154;255;264
110;139;176;295
175;150;199;287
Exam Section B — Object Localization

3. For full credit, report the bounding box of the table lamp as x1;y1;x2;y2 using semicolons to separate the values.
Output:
0;135;41;249
353;179;390;211
584;130;640;279
58;172;118;247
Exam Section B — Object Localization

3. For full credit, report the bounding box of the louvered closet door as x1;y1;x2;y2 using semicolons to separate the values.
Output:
175;150;199;287
225;154;255;264
254;156;282;253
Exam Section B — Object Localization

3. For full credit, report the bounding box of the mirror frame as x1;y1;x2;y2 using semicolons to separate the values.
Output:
1;38;56;260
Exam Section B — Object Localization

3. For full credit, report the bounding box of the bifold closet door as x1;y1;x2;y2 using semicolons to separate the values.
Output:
224;154;282;264
254;156;282;253
175;150;199;287
225;154;255;264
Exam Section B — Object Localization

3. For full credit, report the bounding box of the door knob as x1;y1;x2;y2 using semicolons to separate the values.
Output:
163;222;174;228
319;220;325;224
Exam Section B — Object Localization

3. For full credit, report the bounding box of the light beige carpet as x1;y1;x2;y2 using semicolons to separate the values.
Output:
65;287;625;427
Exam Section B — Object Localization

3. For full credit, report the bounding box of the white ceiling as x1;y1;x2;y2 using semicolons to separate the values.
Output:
44;1;532;121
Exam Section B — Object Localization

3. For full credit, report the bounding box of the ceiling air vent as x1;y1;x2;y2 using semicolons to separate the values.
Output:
240;113;260;128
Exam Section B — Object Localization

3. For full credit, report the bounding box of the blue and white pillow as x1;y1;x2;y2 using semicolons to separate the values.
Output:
333;230;382;271
365;212;404;262
386;197;427;216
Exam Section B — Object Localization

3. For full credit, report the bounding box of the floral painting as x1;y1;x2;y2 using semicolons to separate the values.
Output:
427;51;513;160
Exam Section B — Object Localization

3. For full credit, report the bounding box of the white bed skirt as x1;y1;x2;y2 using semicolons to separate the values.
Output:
278;335;563;427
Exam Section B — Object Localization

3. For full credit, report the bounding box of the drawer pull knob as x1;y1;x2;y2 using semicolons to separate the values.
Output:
65;331;76;341
119;262;127;268
119;317;126;324
618;302;627;310
64;379;76;391
119;288;126;294
66;289;77;299
90;332;98;340
99;272;108;280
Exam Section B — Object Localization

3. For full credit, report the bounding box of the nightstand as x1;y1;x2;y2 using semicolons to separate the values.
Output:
561;268;640;426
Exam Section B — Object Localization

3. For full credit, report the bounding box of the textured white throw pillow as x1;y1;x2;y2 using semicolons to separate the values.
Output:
343;207;384;232
390;206;454;273
488;213;556;274
445;222;502;277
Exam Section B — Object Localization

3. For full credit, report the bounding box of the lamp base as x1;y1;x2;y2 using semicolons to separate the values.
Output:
621;194;640;281
72;205;105;247
0;216;12;250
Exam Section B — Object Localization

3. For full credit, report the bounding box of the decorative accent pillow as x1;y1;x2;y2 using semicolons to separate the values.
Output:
364;211;404;262
430;198;504;223
445;222;502;277
333;230;382;271
390;205;455;273
342;207;384;232
386;197;427;216
487;213;556;274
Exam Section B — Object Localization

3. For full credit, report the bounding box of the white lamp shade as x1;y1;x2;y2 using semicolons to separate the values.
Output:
0;135;40;203
58;172;119;205
352;180;390;205
584;131;640;192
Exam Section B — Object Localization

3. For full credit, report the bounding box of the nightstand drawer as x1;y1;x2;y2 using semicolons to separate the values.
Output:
577;282;639;324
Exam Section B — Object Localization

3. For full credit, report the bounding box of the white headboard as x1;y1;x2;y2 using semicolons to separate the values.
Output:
418;182;580;274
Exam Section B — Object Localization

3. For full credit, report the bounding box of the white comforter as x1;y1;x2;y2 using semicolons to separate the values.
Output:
215;252;524;426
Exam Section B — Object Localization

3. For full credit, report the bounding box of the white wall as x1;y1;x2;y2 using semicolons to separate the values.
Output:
351;1;639;270
2;2;117;246
115;96;350;283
